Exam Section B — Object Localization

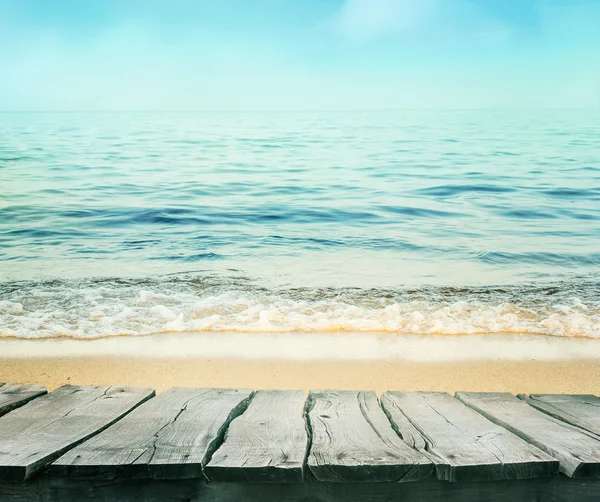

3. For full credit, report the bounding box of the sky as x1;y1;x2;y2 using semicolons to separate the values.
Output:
1;0;599;110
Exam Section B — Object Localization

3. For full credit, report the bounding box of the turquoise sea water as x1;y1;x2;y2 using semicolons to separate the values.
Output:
1;111;599;339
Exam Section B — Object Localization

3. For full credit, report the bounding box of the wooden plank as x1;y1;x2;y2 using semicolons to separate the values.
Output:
381;392;558;482
0;383;47;417
518;394;600;437
3;476;600;502
0;385;154;481
205;390;308;482
306;390;433;482
51;387;253;480
457;392;600;478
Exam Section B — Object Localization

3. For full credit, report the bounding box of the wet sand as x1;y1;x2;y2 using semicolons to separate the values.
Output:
1;332;599;393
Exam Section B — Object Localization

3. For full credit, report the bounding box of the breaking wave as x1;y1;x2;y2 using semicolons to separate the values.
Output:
1;274;598;340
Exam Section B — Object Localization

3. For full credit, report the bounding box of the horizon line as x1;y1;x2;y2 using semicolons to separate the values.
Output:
1;108;598;113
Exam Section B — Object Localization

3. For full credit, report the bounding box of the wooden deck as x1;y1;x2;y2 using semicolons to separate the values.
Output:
1;383;599;501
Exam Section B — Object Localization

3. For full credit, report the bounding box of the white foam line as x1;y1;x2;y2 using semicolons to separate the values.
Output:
1;332;600;361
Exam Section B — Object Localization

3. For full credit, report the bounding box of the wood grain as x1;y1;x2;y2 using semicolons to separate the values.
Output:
0;385;154;480
518;394;600;437
205;390;308;482
381;392;558;482
307;390;433;482
52;387;253;480
0;382;47;417
457;392;600;478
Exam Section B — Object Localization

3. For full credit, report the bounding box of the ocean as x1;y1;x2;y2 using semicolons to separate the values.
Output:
1;111;599;339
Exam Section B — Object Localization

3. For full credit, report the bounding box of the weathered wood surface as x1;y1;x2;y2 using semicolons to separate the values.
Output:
205;390;308;482
518;394;600;437
457;392;600;478
381;392;558;482
3;476;600;502
52;387;252;480
0;385;154;481
307;390;433;482
0;382;47;417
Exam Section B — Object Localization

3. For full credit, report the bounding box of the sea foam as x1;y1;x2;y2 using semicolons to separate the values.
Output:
0;278;598;340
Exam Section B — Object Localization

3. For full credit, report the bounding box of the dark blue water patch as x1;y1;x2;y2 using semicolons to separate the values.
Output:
533;229;599;237
37;188;68;195
555;207;600;221
342;186;380;196
0;206;56;223
132;211;213;226
415;184;518;197
491;151;521;156
1;228;86;238
501;209;559;219
37;205;386;228
561;212;600;221
152;252;223;261
189;234;237;243
0;155;39;163
377;205;466;218
122;239;162;248
72;248;114;255
475;251;600;266
541;188;600;199
254;213;287;222
280;168;310;174
152;207;194;216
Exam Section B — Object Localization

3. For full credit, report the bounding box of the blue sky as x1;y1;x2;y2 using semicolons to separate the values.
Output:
1;0;599;110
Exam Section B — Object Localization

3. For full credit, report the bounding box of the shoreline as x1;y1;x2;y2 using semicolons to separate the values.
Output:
0;332;599;393
2;331;600;360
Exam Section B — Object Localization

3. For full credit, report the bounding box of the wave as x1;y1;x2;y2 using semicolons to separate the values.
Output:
0;275;598;340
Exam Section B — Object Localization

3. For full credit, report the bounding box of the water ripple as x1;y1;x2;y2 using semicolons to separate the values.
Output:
1;110;599;304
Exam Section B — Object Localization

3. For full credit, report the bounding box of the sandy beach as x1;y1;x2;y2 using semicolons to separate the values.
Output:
1;332;598;393
2;356;600;394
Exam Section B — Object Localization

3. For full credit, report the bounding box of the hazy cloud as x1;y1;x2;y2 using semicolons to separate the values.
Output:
0;0;598;110
336;0;436;41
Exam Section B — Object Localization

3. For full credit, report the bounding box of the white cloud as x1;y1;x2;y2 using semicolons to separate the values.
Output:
336;0;436;41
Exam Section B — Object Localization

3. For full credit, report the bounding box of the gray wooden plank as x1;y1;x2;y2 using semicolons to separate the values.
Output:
205;390;308;482
0;383;47;417
518;394;600;437
457;392;600;478
4;476;600;502
0;385;154;480
51;387;253;480
381;392;558;482
307;390;433;482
